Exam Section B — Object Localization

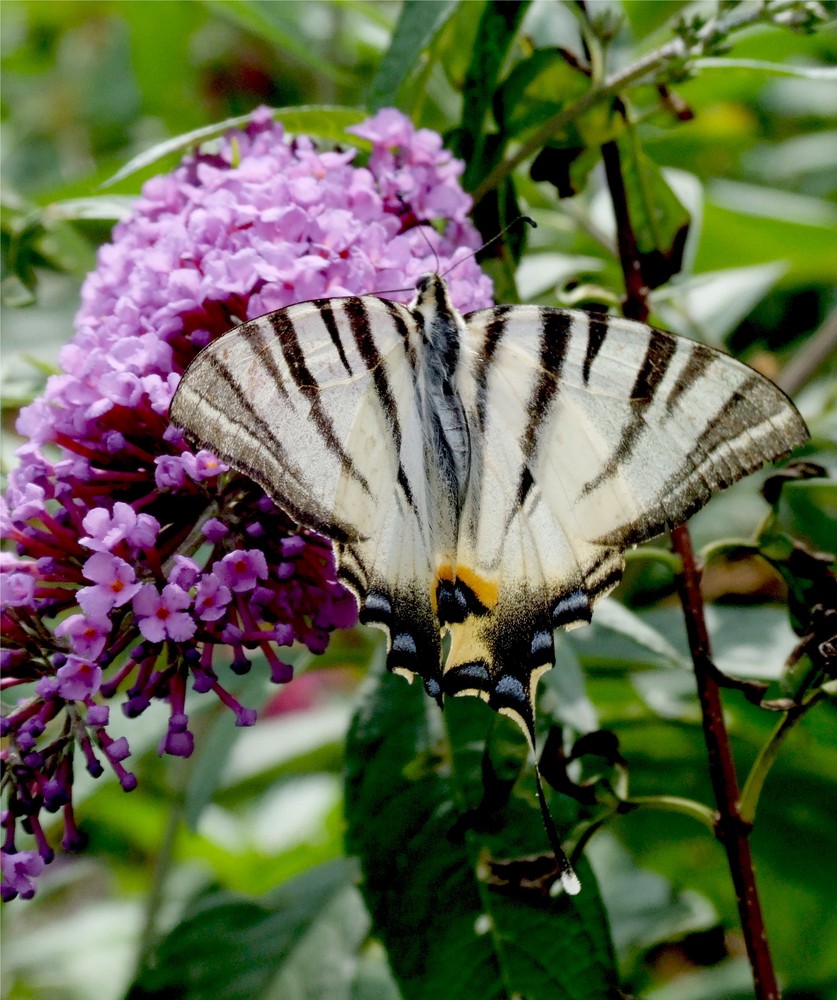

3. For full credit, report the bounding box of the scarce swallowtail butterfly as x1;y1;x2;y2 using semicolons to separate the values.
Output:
170;267;808;896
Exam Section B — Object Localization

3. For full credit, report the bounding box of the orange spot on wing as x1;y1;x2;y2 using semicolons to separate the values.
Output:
455;566;499;610
430;563;499;616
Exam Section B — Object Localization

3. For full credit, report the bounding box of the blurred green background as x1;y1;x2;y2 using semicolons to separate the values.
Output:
2;3;835;999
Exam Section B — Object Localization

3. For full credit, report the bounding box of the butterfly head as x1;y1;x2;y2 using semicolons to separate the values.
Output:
410;273;466;358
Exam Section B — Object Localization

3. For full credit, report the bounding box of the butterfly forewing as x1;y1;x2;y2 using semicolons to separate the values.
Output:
170;293;455;695
463;305;808;548
172;297;418;541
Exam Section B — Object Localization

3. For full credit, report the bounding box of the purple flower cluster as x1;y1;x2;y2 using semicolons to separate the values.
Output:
0;106;492;900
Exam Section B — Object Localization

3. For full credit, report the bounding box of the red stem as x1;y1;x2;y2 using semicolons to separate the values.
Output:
671;526;779;998
599;136;780;998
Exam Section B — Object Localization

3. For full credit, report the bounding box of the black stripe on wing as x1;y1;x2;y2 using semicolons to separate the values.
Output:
583;313;609;384
473;305;513;432
341;297;423;522
581;329;677;497
173;350;360;540
517;311;572;507
315;300;354;377
266;311;374;498
663;341;715;413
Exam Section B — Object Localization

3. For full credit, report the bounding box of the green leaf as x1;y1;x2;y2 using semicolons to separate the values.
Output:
494;50;590;140
344;658;619;1000
42;196;135;223
368;0;461;111
651;262;787;346
128;859;364;1000
618;134;691;288
104;107;369;187
493;47;619;165
778;479;837;554
183;667;280;829
697;184;837;286
588;832;717;958
570;599;692;674
457;0;531;190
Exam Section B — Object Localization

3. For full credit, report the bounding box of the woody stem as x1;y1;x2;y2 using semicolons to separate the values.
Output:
600;134;781;999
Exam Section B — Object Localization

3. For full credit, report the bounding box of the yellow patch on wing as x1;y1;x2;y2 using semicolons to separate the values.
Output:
443;617;490;678
430;563;500;615
456;566;500;610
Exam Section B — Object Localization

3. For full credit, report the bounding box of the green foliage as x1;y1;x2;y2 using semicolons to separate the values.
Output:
345;655;617;1000
2;2;835;1000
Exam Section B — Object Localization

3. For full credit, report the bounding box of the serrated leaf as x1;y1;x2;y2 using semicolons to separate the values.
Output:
368;0;460;111
104;107;369;187
344;657;618;1000
128;859;361;1000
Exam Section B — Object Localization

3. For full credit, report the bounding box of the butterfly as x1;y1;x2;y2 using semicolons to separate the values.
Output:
170;268;808;894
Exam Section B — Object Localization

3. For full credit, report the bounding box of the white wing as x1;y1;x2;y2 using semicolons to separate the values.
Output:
437;305;808;738
170;295;454;695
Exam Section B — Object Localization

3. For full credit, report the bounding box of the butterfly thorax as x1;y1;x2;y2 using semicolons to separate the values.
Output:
410;274;471;510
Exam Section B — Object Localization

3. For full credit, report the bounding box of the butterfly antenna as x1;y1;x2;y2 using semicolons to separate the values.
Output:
440;215;537;280
534;762;581;896
417;223;442;275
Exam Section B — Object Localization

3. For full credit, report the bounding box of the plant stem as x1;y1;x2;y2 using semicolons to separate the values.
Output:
600;122;781;998
671;526;780;1000
739;685;831;825
624;794;716;830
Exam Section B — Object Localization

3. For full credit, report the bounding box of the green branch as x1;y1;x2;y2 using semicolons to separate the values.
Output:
739;683;836;825
472;1;821;202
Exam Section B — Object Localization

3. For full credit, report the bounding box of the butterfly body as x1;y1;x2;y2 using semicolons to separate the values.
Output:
171;271;807;892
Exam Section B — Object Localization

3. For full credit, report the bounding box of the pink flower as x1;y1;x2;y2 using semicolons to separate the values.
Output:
55;656;103;701
168;555;201;590
54;614;111;660
0;106;492;899
181;450;228;482
1;851;45;901
80;502;160;553
77;553;142;617
214;550;269;593
194;574;232;621
133;584;197;643
154;455;186;489
0;572;35;608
